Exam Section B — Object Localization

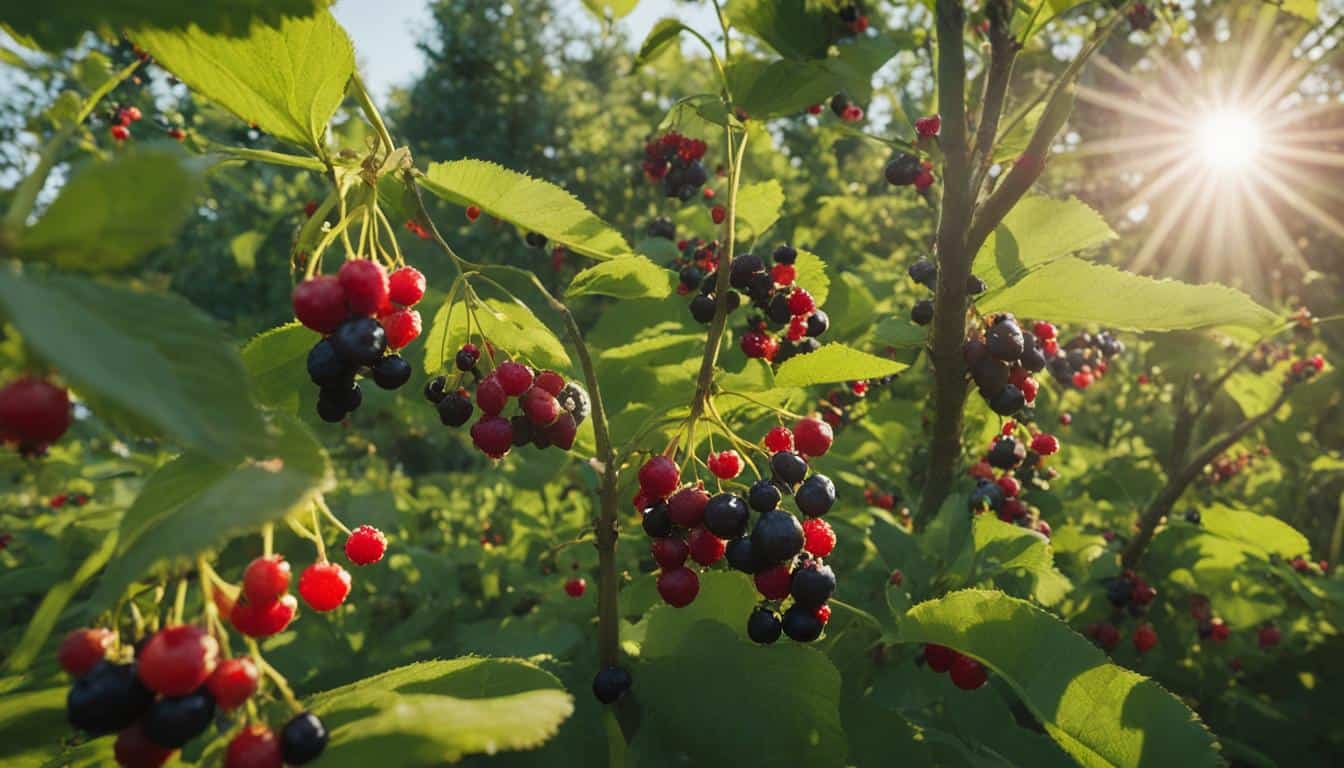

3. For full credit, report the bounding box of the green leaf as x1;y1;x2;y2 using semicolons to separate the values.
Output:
423;295;570;374
420;160;633;261
229;231;264;270
1199;503;1310;558
1281;0;1317;20
973;196;1115;292
134;10;353;152
307;658;573;765
727;58;839;119
964;516;1072;605
726;0;836;59
0;269;269;460
5;2;328;51
980;258;1280;340
874;317;928;348
241;321;313;412
898;590;1221;768
567;256;677;300
90;414;329;610
1223;369;1282;418
734;179;784;238
0;687;83;768
793;248;830;307
18;146;206;272
581;0;639;20
4;534;117;673
774;343;908;388
633;18;688;70
993;103;1046;162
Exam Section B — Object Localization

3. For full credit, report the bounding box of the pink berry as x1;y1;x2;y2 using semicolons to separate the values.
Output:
495;361;534;396
707;450;743;479
388;266;426;306
381;308;421;349
793;416;834;457
657;567;699;607
764;427;794;453
803;518;836;557
476;376;508;416
667;485;709;527
292;276;349;333
687;527;726;565
337;259;390;316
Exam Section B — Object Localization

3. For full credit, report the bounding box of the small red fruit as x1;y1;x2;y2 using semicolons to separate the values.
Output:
564;577;586;597
168;127;185;141
382;308;422;349
889;569;904;586
1031;433;1060;456
771;263;796;286
230;594;297;638
787;288;816;316
996;476;1021;498
1033;321;1056;341
754;564;792;599
841;104;864;122
547;412;578;450
476;376;508;417
1091;622;1120;651
803;518;836;557
298;562;352;612
345;525;387;565
465;205;481;222
764;427;794;453
793;416;834;457
0;377;72;447
387;266;426;306
1258;624;1281;649
522;386;561;426
667;485;709;527
114;722;174;768
120;106;143;124
1209;618;1231;643
1073;371;1094;389
137;625;219;696
1059;412;1073;426
949;654;988;690
495;361;534;396
110;124;130;141
58;628;115;677
687;527;726;565
207;657;259;710
639;456;681;499
914;114;941;137
242;555;291;605
50;493;68;508
470;416;514;459
914;170;935;191
924;643;956;673
225;724;283;768
651;537;690;569
291;276;349;334
814;603;831;624
1133;623;1158;654
707;449;743;479
711;205;726;224
534;370;566;395
657;567;700;607
337;259;390;316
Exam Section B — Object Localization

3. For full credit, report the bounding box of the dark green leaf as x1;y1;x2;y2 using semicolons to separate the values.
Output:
774;343;908;388
567;256;677;300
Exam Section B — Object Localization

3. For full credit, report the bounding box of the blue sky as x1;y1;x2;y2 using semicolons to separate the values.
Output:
332;0;718;100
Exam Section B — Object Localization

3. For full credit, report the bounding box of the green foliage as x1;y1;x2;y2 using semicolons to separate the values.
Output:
424;294;571;374
774;343;908;387
567;256;678;300
634;18;690;70
1;0;328;50
973;196;1116;292
734;179;785;239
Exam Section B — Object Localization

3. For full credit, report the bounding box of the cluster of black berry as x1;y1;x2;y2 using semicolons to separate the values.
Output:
1285;354;1326;385
642;132;710;200
837;3;870;34
963;313;1046;417
905;257;987;326
424;344;589;460
968;427;1061;537
727;245;828;364
884;153;935;192
1043;326;1125;390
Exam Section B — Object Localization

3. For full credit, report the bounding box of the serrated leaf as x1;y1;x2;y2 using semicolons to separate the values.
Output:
980;258;1280;340
18;146;206;272
725;35;906;120
6;2;328;51
241;321;313;412
774;343;907;388
874;317;928;348
726;0;836;59
633;18;688;70
898;590;1221;768
734;179;784;239
793;248;830;306
420;160;633;261
567;256;677;300
134;10;353;152
1199;503;1310;558
423;295;570;374
973;196;1115;292
963;516;1072;605
0;268;269;460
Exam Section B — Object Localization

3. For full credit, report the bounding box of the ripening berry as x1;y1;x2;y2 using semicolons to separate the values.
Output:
802;518;836;557
1133;623;1158;654
337;259;390;316
814;603;832;624
168;127;185;141
0;376;72;450
465;205;481;222
740;330;775;360
841;104;864;122
914;171;935;191
114;723;173;768
764;426;794;453
564;577;586;597
292;276;349;334
657;567;699;607
226;724;283;768
771;263;796;286
1059;412;1072;426
242;555;291;605
1073;371;1094;389
651;537;690;569
996;476;1020;498
495;361;534;396
1209;618;1231;643
1258;624;1281;649
476;376;508;417
137;625;219;696
793;416;833;457
522;386;561;426
120;106;143;124
638;455;681;499
707;450;743;479
110;124;130;142
711;205;726;224
889;569;904;586
667;485;709;528
298;563;352;612
688;527;726;565
382;308;422;349
1031;433;1060;456
924;643;956;673
207;657;259;710
344;525;387;565
787;288;816;316
387;266;426;307
470;416;513;458
58;628;115;678
949;654;988;690
914;114;941;137
1136;373;1150;386
230;594;297;638
807;103;824;115
754;564;793;599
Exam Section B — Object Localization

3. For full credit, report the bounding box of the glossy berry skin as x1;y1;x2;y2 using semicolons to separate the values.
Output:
114;722;174;768
688;527;726;565
476;376;508;417
137;625;219;697
67;661;154;735
711;204;726;224
471;416;514;459
298;563;351;612
763;426;794;452
803;518;836;557
748;479;782;512
0;377;72;446
564;577;586;597
651;537;690;569
924;643;956;673
306;339;350;388
465;205;481;222
143;690;216;748
987;436;1026;470
372;354;412;390
225;725;283;768
642;502;674;538
707;449;743;479
639;456;681;499
782;605;824;642
330;317;387;367
438;391;474;427
345;525;387;565
523;387;561;426
388;266;426;306
754;564;793;599
592;666;632;704
667;485;709;528
949;655;988;690
1133;624;1158;654
455;344;480;372
657;567;700;607
206;657;258;710
495;361;534;396
911;299;933;325
1031;433;1060;456
915;114;942;137
795;474;836;517
884;153;922;186
280;712;328;765
751;509;805;564
243;555;291;605
337;259;389;316
726;537;766;574
748;607;783;644
790;561;836;608
703;493;750;539
986;319;1025;361
770;451;808;486
382;309;422;349
58;627;114;678
229;594;297;638
793;417;833;457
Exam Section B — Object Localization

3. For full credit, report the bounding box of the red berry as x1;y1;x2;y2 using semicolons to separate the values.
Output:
657;567;700;607
803;518;836;557
115;722;174;768
303;201;319;218
764;427;794;453
949;654;988;690
168;127;185;141
1031;433;1060;456
495;361;534;396
793;416;833;457
242;555;291;605
703;188;716;199
707;449;743;479
1133;624;1158;654
1035;520;1052;538
888;569;904;586
1258;624;1281;649
206;657;259;710
1059;412;1072;426
470;416;513;459
381;308;422;349
787;289;816;316
687;527;726;565
0;377;72;448
1073;371;1093;389
841;104;864;122
1020;377;1039;402
1043;339;1059;356
807;104;823;115
999;498;1026;521
711;205;726;224
229;594;297;638
1033;321;1056;341
1209;618;1231;643
474;377;507;417
58;627;114;677
387;266;426;307
787;315;808;342
754;564;792;599
667;485;709;527
522;386;561;426
50;493;68;508
914;171;935;191
651;537;690;569
291;276;349;334
298;562;352;612
771;264;796;285
344;525;387;565
1136;373;1150;386
740;330;774;359
337;259;390;316
564;577;586;597
121;105;143;123
639;456;681;499
924;643;956;673
137;625;219;696
546;412;578;451
534;370;566;395
225;724;283;768
814;603;832;624
914;114;941;137
465;205;481;222
996;476;1021;498
1090;622;1120;650
110;124;130;141
850;380;869;396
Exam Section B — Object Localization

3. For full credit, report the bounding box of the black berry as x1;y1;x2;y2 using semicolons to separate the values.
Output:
986;319;1025;361
751;509;805;564
795;474;836;517
438;391;473;427
806;310;829;338
306;339;350;387
690;294;716;324
592;666;632;704
770;451;808;486
331;317;387;367
704;493;750;539
747;607;783;644
908;259;937;287
884;153;922;186
143;690;216;748
987;435;1026;469
423;375;448;403
988;384;1025;416
782;604;824;642
525;232;548;248
748;479;782;512
790;562;836;608
372;354;411;390
642;501;674;538
66;661;153;735
911;299;934;326
281;711;328;765
772;244;797;265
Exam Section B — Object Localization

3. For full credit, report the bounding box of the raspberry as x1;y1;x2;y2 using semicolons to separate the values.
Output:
1031;433;1060;456
58;627;115;677
114;722;173;768
137;625;219;696
814;603;832;624
787;288;816;316
707;449;743;479
298;563;351;612
771;263;796;285
337;259;389;316
914;171;935;191
889;569;904;586
226;724;283;768
996;476;1021;498
657;567;699;607
639;455;681;499
802;518;836;556
564;577;586;597
110;124;130;141
1073;371;1093;388
667;485;709;527
50;493;67;508
949;654;987;690
242;555;291;605
914;114;941;137
787;315;808;341
381;308;421;349
1133;624;1158;654
924;643;955;673
470;416;514;458
1258;624;1281;649
522;386;561;426
465;205;481;222
711;205;726;224
344;525;387;565
741;330;774;359
0;377;72;447
764;427;794;452
495;361;534;396
206;657;258;710
291;276;349;334
1020;377;1039;402
651;537;690;569
754;563;793;599
1033;321;1056;341
793;416;833;457
229;594;297;638
687;527;726;565
387;266;426;306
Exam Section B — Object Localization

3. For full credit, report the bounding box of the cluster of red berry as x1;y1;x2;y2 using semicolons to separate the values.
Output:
837;3;870;34
732;246;829;364
969;425;1061;537
642;132;710;200
50;492;91;508
424;344;589;459
1042;327;1126;390
0;376;72;457
107;104;143;142
294;260;425;422
922;644;988;690
1286;354;1326;384
1203;445;1271;484
1084;569;1160;653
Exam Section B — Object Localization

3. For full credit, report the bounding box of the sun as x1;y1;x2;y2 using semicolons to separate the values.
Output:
1193;108;1263;172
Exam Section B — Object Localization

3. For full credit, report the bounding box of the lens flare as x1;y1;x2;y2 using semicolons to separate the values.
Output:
1194;109;1263;171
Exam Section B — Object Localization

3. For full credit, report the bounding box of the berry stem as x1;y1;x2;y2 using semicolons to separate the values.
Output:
351;71;397;159
314;495;352;536
310;506;327;562
717;389;807;421
262;523;274;558
172;579;187;626
248;638;303;712
207;144;328;173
